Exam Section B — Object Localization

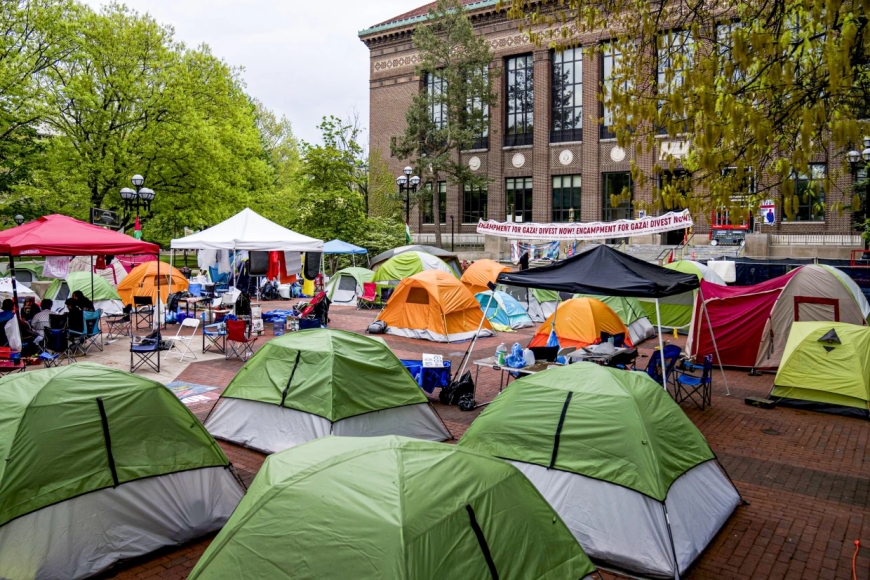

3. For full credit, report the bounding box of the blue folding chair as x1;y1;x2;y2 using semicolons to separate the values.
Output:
68;309;103;354
41;328;75;366
131;333;160;373
208;266;229;296
645;344;682;389
674;354;714;410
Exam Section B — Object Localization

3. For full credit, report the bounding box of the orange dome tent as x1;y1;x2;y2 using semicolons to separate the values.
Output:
116;261;188;306
461;259;510;295
376;270;495;342
529;297;633;349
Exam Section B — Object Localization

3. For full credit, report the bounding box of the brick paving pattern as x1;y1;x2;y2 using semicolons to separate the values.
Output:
94;300;870;580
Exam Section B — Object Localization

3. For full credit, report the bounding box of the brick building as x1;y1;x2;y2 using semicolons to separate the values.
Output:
359;1;861;257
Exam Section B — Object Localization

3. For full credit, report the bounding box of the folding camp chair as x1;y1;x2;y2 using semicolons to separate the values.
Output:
645;344;682;389
41;327;75;366
105;305;133;340
674;354;714;410
165;317;200;361
225;319;257;361
208;266;229;296
68;309;103;354
133;296;154;329
203;322;227;354
131;333;160;373
357;282;377;310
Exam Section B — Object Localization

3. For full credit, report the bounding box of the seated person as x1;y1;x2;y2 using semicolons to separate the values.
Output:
71;290;95;312
21;297;40;321
31;299;53;340
0;300;14;347
66;298;85;334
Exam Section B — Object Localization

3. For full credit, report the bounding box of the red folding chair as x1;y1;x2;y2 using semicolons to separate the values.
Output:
357;282;377;310
298;291;326;318
225;319;257;361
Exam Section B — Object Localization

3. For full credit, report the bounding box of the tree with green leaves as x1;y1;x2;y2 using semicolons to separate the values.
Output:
502;0;870;225
392;0;497;247
367;148;404;220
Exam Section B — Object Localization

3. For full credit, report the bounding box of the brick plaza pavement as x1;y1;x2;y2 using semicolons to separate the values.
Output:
96;301;870;580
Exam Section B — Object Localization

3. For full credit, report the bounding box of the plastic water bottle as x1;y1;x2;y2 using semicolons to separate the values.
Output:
523;348;535;367
496;343;507;365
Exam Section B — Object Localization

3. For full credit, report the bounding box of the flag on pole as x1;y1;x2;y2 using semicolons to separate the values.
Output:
405;223;412;244
133;215;143;240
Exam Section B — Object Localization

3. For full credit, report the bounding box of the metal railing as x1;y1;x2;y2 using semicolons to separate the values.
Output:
770;234;862;246
655;233;695;264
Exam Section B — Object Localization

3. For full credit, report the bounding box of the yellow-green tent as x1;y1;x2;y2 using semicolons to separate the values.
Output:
771;321;870;418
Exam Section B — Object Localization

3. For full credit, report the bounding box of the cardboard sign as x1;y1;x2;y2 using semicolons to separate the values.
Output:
422;353;444;368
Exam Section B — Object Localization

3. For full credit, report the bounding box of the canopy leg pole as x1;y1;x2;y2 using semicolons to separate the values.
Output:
155;253;161;331
90;255;94;301
169;249;174;292
699;287;730;396
8;254;19;314
655;299;667;391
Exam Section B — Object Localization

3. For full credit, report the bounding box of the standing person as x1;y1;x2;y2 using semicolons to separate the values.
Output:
21;296;40;321
519;251;530;271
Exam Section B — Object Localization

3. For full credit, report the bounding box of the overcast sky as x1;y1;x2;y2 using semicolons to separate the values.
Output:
79;0;416;145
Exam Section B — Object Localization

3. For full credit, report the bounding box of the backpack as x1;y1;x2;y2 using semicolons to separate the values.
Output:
366;320;387;334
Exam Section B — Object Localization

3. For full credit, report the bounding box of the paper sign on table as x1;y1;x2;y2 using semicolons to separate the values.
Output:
422;354;444;368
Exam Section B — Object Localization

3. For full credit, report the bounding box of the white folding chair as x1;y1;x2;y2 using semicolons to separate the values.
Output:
165;317;200;361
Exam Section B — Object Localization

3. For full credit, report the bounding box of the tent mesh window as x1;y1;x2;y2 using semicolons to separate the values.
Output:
407;288;430;304
338;276;357;291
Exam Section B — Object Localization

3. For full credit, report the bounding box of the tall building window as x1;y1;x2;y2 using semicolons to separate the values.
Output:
602;172;633;221
600;42;628;139
506;177;533;222
425;72;446;129
467;68;489;149
551;47;582;143
505;55;534;146
463;184;488;223
656;30;693;135
784;164;826;222
552;175;581;222
421;181;447;224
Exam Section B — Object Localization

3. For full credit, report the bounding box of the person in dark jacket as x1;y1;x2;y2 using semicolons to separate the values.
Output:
519;251;530;271
71;290;95;312
21;296;40;321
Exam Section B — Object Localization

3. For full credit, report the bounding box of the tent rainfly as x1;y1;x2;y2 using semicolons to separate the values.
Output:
476;290;534;331
187;436;597;580
204;329;450;453
638;260;726;331
0;363;244;580
770;321;870;419
370;244;461;275
529;297;632;349
459;363;742;579
688;265;869;369
496;245;723;391
461;259;510;295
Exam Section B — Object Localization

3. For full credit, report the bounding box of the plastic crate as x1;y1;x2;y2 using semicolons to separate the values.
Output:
400;359;452;394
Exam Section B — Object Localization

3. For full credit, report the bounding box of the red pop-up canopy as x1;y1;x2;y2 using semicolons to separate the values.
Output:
0;214;158;256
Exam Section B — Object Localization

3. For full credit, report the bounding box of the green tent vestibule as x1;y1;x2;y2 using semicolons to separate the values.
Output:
188;436;598;580
0;363;244;580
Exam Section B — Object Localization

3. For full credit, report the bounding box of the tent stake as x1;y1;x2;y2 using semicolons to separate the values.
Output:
655;298;667;391
698;286;730;396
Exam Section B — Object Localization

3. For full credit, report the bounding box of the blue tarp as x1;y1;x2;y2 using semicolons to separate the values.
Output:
323;239;368;254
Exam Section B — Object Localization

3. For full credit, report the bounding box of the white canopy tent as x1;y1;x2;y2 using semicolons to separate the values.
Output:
170;208;323;291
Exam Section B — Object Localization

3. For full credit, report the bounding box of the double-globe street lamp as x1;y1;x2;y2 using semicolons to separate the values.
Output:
396;166;421;224
120;174;156;221
846;137;870;250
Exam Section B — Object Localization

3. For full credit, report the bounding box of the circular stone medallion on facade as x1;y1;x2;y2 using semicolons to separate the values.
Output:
558;150;574;166
610;146;626;162
468;156;481;171
512;152;526;168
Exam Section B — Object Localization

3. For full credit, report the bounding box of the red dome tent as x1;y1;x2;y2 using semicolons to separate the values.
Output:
0;214;159;310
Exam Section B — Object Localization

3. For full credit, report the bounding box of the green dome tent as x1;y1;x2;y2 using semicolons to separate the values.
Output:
372;251;457;293
204;329;450;453
771;321;870;418
639;260;725;331
0;363;243;580
325;266;373;305
459;363;740;579
574;293;656;343
188;436;597;580
45;271;125;314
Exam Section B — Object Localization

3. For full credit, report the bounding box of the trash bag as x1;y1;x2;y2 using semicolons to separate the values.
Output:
235;291;252;316
440;370;474;406
367;320;387;334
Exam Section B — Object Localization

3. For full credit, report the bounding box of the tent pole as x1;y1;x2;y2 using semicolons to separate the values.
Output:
655;298;668;391
699;286;730;396
155;253;161;331
169;249;174;291
8;254;18;314
90;255;94;301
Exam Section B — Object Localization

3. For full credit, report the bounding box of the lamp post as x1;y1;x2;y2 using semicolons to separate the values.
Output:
450;215;455;251
120;174;156;236
13;215;24;226
396;166;421;225
846;136;870;250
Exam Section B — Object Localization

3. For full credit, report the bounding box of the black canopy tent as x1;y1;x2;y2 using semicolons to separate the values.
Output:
497;245;729;392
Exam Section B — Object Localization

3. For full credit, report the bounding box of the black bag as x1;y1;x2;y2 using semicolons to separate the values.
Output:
367;320;387;334
439;370;474;408
235;292;252;316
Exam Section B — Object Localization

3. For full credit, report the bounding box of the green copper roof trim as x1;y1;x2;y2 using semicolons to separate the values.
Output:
358;0;499;37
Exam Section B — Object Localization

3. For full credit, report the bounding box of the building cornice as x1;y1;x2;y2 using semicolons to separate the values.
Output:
358;0;501;43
